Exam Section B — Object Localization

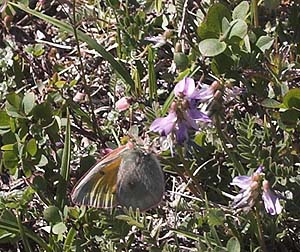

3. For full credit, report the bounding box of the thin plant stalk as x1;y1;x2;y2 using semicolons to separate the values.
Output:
178;147;204;198
71;0;102;139
251;0;259;28
17;211;33;252
215;116;245;174
254;206;267;252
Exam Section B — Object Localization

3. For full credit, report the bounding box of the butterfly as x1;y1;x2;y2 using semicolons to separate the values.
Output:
71;143;165;211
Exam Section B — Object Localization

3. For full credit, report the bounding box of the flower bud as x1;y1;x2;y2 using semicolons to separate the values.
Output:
262;180;270;191
115;97;132;112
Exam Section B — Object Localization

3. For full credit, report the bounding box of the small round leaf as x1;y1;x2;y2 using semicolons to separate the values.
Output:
256;35;274;52
227;237;241;252
44;206;62;223
27;138;37;156
52;222;67;235
199;39;226;57
283;88;300;109
233;1;249;20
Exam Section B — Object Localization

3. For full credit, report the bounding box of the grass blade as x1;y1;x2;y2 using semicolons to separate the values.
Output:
56;109;71;209
8;2;134;87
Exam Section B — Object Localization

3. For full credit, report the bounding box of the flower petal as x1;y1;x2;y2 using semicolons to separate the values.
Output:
174;77;195;98
231;176;252;189
190;86;214;101
115;97;131;111
188;109;211;123
150;112;177;136
262;189;282;215
182;111;198;130
176;122;188;144
255;165;264;174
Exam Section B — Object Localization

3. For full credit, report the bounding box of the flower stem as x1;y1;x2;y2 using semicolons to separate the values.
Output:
254;206;267;252
178;147;204;198
251;0;259;28
215;116;245;174
72;0;102;139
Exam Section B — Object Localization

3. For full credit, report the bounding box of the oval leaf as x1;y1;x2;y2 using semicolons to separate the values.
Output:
256;35;274;52
27;138;37;156
283;88;300;109
233;1;249;20
44;206;62;224
52;222;67;235
227;237;241;252
199;39;226;57
198;3;231;39
229;19;248;39
261;98;283;108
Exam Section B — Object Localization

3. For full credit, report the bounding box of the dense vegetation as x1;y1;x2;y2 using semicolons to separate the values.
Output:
0;0;300;251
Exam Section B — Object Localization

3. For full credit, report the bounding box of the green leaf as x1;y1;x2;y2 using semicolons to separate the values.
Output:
26;138;37;156
261;98;284;108
280;109;300;127
5;103;25;118
227;237;241;252
0;210;51;252
5;93;24;118
44;206;62;223
256;35;274;52
171;229;198;241
232;1;249;20
199;39;226;57
197;3;231;39
63;227;76;251
207;208;224;226
52;222;67;235
6;93;21;109
9;2;134;88
161;91;175;116
211;53;234;74
115;215;144;229
222;17;230;33
0;111;10;129
56;109;71;209
22;92;35;115
283;88;300;109
148;46;157;101
174;52;189;70
3;151;18;170
54;80;66;88
1;144;15;151
228;19;248;39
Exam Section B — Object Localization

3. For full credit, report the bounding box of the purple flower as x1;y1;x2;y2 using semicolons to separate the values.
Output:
150;103;208;144
150;110;177;136
230;166;283;215
150;77;213;144
174;77;216;102
262;180;282;215
231;166;263;189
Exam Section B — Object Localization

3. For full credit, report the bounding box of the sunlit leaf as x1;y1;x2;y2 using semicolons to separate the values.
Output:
232;1;249;20
199;39;226;57
256;35;274;52
227;237;241;252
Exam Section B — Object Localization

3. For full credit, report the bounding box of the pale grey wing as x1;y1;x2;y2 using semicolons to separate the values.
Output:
116;149;164;211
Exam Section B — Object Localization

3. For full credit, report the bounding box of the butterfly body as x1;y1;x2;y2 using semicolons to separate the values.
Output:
71;145;164;211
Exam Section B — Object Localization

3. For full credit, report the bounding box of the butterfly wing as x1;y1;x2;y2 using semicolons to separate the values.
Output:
116;149;164;211
71;145;129;208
